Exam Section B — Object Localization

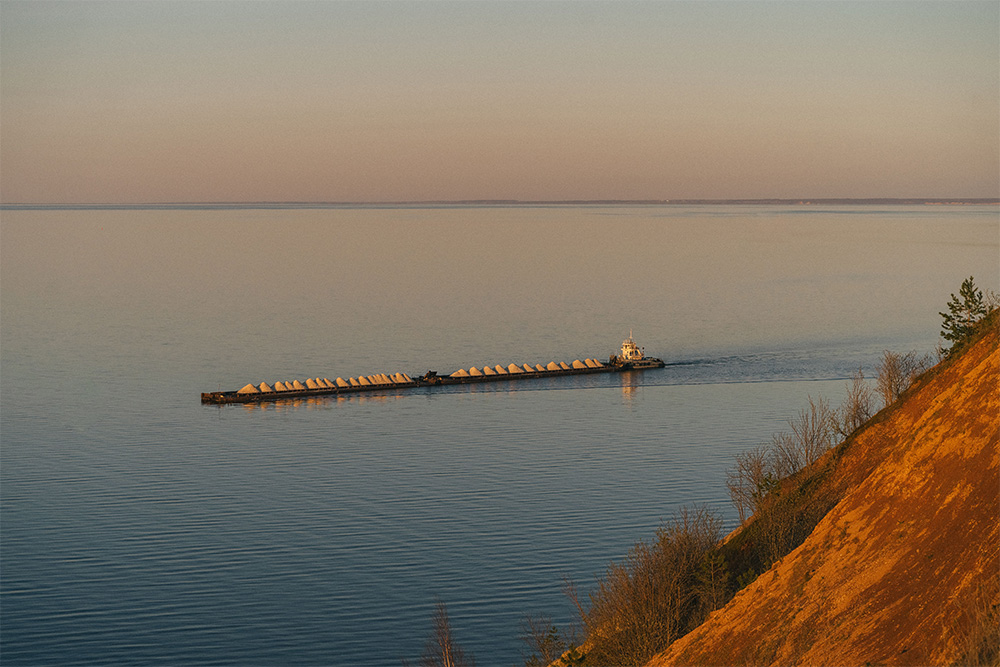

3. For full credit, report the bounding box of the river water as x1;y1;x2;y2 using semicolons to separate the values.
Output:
1;204;996;665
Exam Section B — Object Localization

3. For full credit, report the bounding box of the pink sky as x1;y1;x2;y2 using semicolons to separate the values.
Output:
1;1;997;203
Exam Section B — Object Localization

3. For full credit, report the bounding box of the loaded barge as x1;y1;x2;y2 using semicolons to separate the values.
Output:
201;334;664;405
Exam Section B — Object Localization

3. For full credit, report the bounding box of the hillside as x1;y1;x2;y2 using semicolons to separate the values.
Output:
647;318;999;666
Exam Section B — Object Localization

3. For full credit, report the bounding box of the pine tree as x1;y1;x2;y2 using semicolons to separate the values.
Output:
939;276;987;353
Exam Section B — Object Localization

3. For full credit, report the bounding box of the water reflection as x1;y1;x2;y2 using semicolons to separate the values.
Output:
618;370;643;402
236;391;407;412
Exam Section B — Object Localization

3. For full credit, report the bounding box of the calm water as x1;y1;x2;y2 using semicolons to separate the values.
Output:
2;205;997;665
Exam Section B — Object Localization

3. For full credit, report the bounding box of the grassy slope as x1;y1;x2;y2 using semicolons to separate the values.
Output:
648;314;999;666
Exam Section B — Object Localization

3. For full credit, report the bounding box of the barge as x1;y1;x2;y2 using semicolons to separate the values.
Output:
201;334;664;405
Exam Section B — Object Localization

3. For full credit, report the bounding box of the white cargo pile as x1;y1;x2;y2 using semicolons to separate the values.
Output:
444;357;606;381
233;369;418;396
231;354;607;399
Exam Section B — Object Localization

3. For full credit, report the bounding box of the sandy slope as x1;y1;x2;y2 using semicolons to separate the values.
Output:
649;324;999;667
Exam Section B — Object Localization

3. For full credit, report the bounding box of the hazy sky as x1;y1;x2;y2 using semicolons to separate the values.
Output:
1;1;997;203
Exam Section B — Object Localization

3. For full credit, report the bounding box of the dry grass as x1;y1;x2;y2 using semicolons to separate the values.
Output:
950;574;1000;667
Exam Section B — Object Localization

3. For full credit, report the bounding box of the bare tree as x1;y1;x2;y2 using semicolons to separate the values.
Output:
726;445;773;524
985;288;1000;314
788;395;837;468
772;415;831;480
837;367;875;438
876;350;930;407
769;430;803;480
417;599;475;667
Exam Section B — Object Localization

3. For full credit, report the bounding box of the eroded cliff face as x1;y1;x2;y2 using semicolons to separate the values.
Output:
649;324;999;667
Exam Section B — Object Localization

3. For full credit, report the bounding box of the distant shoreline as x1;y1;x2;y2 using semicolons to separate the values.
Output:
2;198;998;211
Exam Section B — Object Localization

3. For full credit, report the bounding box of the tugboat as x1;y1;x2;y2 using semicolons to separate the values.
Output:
609;331;665;369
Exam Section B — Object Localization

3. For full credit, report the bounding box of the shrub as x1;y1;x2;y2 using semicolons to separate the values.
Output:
755;495;796;565
519;615;567;667
568;507;722;666
694;550;730;616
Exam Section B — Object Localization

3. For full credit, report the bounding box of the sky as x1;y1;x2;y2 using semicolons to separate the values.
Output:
1;1;997;203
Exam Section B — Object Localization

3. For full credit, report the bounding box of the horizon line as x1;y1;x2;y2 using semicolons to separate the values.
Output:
3;198;998;210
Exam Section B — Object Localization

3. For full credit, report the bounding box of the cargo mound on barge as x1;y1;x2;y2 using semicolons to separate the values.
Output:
201;335;664;404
